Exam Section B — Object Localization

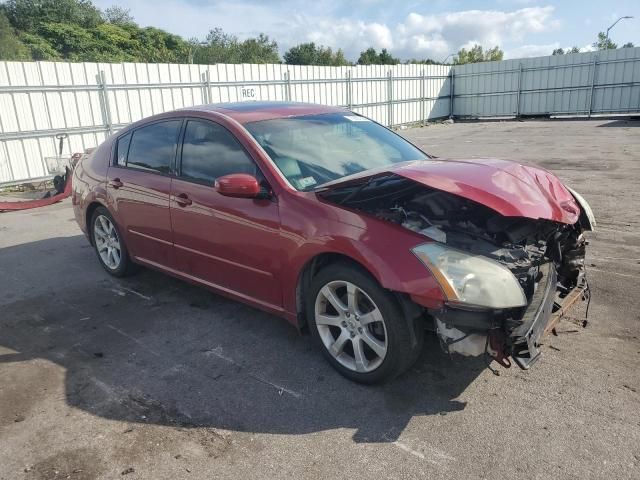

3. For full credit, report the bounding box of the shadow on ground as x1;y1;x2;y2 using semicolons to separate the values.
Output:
596;119;640;127
0;236;484;443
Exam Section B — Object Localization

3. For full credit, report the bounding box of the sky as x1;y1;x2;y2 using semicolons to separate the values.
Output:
94;0;640;61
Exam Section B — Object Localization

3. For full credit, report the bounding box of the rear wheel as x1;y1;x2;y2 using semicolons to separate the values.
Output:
307;263;422;384
91;207;136;277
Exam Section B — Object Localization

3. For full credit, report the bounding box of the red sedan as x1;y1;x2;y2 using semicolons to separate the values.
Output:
72;102;595;383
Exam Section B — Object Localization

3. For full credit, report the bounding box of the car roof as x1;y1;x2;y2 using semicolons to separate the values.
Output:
183;101;347;124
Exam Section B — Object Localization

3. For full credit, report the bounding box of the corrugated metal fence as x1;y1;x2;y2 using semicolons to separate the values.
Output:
1;46;639;185
453;47;640;118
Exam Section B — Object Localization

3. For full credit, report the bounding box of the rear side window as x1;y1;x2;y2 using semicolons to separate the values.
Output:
115;133;131;166
126;120;182;174
180;119;257;183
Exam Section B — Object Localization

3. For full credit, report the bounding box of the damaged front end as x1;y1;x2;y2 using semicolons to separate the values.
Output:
319;171;593;370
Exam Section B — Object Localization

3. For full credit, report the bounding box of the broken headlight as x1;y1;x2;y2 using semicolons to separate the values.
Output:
412;243;527;309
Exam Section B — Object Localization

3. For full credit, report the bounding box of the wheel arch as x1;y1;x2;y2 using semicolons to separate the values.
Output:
295;252;373;330
294;252;424;335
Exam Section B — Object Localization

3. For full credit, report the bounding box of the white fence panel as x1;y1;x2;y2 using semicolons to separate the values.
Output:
0;61;451;184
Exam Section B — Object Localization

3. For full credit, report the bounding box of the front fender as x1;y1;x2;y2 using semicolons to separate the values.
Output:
280;204;446;318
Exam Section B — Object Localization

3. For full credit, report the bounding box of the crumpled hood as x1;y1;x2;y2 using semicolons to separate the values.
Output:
320;158;580;224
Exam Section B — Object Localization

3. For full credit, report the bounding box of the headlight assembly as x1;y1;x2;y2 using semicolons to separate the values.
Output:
412;243;527;309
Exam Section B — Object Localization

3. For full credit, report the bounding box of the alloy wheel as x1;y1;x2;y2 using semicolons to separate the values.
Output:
93;214;122;270
314;280;388;373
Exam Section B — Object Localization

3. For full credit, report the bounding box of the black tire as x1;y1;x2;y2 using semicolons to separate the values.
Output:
90;206;136;277
307;262;423;384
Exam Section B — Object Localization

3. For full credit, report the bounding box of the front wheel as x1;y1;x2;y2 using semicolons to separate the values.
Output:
307;263;423;384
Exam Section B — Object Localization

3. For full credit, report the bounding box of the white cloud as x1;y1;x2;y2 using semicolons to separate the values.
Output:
392;7;558;60
282;6;559;61
291;16;394;53
94;1;561;62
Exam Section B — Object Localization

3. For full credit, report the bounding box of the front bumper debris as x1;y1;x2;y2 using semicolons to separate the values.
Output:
508;263;590;369
508;263;557;369
432;262;590;370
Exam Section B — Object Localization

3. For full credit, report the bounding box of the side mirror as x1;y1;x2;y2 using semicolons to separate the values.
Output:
215;173;263;198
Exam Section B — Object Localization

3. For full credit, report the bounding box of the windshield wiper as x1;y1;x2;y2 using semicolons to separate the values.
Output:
335;175;393;205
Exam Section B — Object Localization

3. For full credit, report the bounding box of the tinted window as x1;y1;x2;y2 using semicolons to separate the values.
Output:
115;133;131;166
180;120;256;183
127;120;182;174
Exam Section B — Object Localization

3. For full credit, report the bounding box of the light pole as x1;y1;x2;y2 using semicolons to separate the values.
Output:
605;16;633;42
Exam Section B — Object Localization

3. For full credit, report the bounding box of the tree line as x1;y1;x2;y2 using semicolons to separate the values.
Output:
0;0;635;66
553;33;634;56
0;0;505;65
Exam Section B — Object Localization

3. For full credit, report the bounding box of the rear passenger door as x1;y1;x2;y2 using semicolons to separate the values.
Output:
170;118;283;309
107;119;182;268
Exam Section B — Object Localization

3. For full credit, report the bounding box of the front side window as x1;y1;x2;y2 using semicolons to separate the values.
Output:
180;119;257;183
126;120;182;174
244;113;427;190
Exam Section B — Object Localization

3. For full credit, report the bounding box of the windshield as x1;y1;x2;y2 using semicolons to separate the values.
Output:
244;113;427;191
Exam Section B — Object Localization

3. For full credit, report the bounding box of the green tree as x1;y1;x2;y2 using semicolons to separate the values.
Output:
103;5;135;26
0;9;30;59
454;45;503;64
237;33;279;63
193;28;279;64
404;58;438;64
378;48;398;64
325;48;349;66
36;22;94;58
133;26;189;63
356;47;377;65
284;42;317;64
194;28;238;63
357;47;399;65
552;47;579;55
284;42;350;65
19;32;59;59
622;42;634;48
92;23;141;61
593;32;617;50
4;0;102;32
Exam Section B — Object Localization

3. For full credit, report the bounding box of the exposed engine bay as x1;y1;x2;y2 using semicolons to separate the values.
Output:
320;174;591;369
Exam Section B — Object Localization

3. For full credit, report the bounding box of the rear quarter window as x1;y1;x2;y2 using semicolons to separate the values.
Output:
115;133;131;166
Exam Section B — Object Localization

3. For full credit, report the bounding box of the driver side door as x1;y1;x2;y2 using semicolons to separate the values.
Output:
170;118;284;310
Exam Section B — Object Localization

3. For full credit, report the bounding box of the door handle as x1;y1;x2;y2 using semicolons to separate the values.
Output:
109;178;123;189
175;193;192;207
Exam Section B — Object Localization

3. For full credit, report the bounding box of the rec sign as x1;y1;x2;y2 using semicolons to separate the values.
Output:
240;86;258;101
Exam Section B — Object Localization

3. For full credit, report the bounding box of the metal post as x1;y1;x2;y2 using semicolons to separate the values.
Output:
346;70;352;110
420;70;425;126
515;62;523;118
285;70;292;102
97;70;113;135
387;70;393;127
449;68;454;119
587;56;598;118
202;70;212;104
